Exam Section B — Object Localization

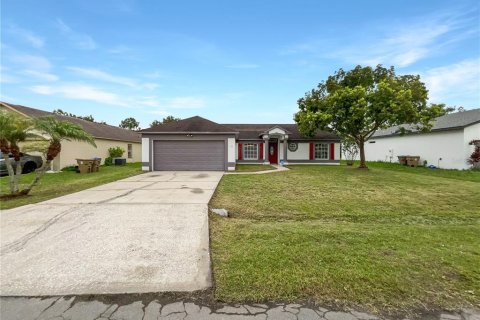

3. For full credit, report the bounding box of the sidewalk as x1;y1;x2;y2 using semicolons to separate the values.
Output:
226;165;290;175
1;296;478;320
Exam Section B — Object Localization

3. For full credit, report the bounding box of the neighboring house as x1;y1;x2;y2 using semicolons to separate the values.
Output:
139;116;341;171
364;108;480;170
1;102;141;171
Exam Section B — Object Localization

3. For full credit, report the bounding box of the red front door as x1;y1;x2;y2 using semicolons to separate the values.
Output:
268;142;278;164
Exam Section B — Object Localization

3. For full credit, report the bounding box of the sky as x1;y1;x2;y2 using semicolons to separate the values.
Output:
1;0;479;128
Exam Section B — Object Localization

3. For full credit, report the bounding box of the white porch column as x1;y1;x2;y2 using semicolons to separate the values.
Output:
282;135;289;164
263;134;270;164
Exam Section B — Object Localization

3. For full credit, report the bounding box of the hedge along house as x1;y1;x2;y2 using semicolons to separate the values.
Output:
1;102;141;171
140;116;341;171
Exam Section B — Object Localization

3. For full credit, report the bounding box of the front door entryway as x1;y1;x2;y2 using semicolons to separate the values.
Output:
268;142;278;164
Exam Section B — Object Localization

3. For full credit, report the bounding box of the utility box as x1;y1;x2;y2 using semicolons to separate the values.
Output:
114;158;127;166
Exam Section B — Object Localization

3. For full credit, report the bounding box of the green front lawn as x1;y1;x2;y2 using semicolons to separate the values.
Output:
235;164;276;172
209;164;480;315
0;163;142;209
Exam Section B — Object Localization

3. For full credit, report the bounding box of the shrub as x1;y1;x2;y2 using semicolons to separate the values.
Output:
467;139;480;169
104;157;113;166
61;165;77;172
108;146;125;158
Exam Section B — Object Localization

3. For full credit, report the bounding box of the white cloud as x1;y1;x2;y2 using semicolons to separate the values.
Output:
11;54;52;71
67;67;136;87
30;84;128;107
142;83;160;90
6;25;44;48
108;45;131;54
422;58;480;105
226;64;259;69
22;70;59;81
283;10;477;68
67;67;160;90
166;97;205;109
56;19;96;50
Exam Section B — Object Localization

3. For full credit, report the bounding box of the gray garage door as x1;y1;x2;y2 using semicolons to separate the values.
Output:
153;140;225;171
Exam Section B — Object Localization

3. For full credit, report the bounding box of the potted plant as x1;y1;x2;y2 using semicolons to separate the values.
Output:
108;146;126;165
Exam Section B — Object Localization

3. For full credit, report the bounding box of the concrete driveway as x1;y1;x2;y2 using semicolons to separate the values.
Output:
0;171;223;296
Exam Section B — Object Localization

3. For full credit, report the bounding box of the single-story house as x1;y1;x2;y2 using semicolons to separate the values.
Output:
364;108;480;170
1;102;141;171
139;116;341;171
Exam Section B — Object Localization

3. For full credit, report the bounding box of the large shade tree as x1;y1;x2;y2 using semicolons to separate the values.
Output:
295;65;451;168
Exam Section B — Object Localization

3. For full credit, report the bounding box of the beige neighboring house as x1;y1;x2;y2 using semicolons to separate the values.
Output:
1;102;141;171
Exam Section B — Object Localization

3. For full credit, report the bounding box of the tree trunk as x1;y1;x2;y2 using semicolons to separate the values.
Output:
358;140;368;169
3;153;16;194
13;160;22;193
21;159;51;195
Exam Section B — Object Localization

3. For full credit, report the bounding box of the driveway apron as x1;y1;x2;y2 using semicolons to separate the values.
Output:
0;171;223;296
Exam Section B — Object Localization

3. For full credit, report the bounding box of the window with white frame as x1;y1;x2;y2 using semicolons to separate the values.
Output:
243;143;258;160
314;143;328;160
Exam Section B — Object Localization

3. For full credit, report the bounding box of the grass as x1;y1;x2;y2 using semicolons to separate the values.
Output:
0;162;142;209
235;164;276;172
209;164;480;315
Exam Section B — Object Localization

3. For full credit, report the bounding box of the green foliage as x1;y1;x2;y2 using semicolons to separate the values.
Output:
119;117;140;130
34;117;97;147
341;138;358;163
150;116;181;127
53;109;97;122
294;65;451;168
104;157;113;166
61;165;77;172
467;139;480;168
108;146;125;158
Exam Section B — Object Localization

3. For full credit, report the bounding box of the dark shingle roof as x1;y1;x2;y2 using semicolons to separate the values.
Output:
1;102;141;143
140;116;238;134
225;124;340;140
140;116;340;140
373;108;480;138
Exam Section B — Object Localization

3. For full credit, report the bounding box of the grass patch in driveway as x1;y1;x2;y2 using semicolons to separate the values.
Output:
209;164;480;314
0;162;142;209
235;164;276;172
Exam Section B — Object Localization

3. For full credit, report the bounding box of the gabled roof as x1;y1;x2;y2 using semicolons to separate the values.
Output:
224;124;340;140
373;108;480;138
140;116;238;134
1;101;141;143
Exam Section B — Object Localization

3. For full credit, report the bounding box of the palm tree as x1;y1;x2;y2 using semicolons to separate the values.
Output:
22;116;96;195
0;111;35;193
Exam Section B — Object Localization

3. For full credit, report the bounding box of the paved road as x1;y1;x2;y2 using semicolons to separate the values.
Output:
0;171;223;296
1;296;479;320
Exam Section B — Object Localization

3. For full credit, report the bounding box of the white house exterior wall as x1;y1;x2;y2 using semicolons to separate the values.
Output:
364;129;466;169
141;137;150;171
286;142;310;160
227;138;236;170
